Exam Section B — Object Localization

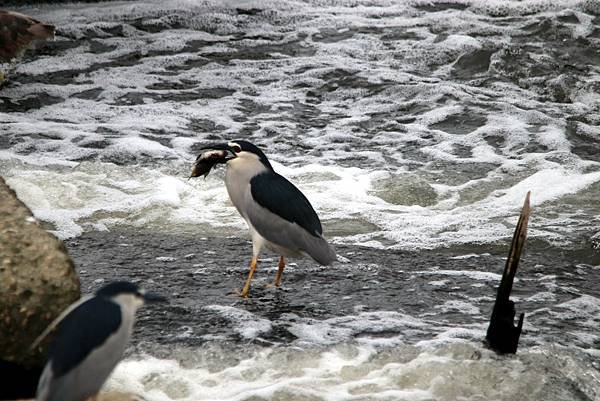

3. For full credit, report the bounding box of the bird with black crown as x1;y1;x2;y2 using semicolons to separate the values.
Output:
190;140;337;298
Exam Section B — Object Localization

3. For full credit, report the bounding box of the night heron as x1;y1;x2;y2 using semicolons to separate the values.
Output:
0;9;55;84
33;281;165;401
190;140;336;298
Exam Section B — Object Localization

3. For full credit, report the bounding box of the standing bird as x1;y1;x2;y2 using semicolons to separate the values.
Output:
190;140;336;297
0;9;55;83
33;281;165;401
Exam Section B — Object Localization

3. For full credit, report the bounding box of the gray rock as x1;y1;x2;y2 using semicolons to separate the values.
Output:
0;176;80;368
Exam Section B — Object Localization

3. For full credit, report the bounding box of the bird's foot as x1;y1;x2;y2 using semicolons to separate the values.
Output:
265;282;280;289
232;288;249;298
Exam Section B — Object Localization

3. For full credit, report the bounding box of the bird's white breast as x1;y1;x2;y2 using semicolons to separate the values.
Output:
225;152;268;220
83;296;138;373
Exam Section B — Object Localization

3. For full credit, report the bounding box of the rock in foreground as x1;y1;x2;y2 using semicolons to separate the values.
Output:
0;176;80;399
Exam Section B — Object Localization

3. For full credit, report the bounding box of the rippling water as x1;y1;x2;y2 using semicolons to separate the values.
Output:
1;0;600;400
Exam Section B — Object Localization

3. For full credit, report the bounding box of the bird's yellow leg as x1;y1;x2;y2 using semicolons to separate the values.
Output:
266;256;286;289
238;257;258;298
274;256;285;287
0;71;5;85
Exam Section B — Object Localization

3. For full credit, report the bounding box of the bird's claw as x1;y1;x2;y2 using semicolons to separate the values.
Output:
232;288;249;298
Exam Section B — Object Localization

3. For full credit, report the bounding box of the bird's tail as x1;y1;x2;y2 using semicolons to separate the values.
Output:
305;234;337;265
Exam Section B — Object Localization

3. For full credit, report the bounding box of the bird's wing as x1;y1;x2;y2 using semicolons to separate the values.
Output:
30;295;93;351
46;297;122;378
0;10;55;62
247;172;336;265
250;171;322;236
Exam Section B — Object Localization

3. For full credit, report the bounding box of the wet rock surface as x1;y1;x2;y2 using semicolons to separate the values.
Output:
0;177;80;367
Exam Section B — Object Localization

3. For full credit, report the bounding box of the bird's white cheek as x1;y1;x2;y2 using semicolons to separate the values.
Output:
114;294;144;311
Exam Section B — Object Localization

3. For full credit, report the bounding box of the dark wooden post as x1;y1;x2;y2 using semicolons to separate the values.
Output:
486;192;531;354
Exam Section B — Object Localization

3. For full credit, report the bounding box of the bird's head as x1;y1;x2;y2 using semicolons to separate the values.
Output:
225;140;273;169
96;281;166;308
190;140;272;178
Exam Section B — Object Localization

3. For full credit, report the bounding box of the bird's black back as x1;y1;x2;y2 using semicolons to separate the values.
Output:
48;297;121;378
250;171;323;237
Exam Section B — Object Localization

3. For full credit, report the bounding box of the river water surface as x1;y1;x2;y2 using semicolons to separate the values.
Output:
1;0;600;400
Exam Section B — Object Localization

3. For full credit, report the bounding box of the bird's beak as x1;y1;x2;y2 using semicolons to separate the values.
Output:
190;143;238;179
199;143;238;160
142;292;167;303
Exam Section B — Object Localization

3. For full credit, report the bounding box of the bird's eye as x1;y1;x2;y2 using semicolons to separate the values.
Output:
228;143;242;153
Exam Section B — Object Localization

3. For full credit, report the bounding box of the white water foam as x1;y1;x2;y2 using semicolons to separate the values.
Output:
3;157;599;251
204;305;273;339
2;0;600;250
103;290;600;400
283;310;430;346
104;341;600;401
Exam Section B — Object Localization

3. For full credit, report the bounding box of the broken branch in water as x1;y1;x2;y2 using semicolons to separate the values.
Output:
486;191;531;354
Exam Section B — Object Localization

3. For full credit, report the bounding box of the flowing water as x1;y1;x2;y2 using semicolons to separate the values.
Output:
1;0;600;400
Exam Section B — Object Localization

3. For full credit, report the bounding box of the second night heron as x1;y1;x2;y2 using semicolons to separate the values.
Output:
190;140;336;297
33;281;165;401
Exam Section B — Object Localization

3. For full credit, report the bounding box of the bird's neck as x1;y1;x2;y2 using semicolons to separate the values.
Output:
225;157;269;218
226;156;270;180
